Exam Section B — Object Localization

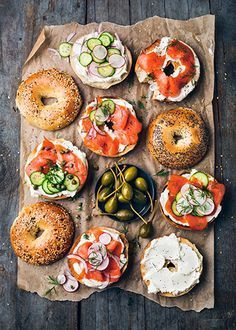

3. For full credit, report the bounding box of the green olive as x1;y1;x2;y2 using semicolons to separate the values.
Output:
139;222;153;238
121;182;133;201
101;171;114;186
124;166;138;182
98;186;112;202
117;192;129;204
104;195;118;214
133;189;147;205
114;209;134;221
134;177;148;192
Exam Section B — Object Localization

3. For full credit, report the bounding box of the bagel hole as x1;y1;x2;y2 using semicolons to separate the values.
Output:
41;97;58;105
173;132;183;144
163;61;175;76
35;228;44;239
167;261;177;272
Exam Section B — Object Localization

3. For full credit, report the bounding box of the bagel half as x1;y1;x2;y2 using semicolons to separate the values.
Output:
140;235;203;297
10;202;75;265
25;138;88;200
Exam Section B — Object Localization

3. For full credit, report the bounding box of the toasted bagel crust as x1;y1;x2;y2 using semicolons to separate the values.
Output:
16;68;82;131
140;237;203;297
68;226;129;287
10;202;74;265
147;108;208;169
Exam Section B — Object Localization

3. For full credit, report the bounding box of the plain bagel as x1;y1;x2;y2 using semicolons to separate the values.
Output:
147;107;209;169
10;202;75;265
16;68;82;131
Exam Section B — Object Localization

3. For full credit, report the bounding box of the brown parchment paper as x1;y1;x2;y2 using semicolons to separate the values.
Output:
17;15;215;311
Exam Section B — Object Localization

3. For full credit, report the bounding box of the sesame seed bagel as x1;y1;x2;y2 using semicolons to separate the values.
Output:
10;202;74;265
16;68;82;131
147;108;209;169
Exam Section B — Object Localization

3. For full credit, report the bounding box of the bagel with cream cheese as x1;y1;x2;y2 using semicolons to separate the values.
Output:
160;169;225;230
78;97;142;157
140;234;203;297
16;68;82;131
147;108;209;169
70;31;132;89
135;37;200;102
10;202;74;265
67;227;129;289
25;138;88;200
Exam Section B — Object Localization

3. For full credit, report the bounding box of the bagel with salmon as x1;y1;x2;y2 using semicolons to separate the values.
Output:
25;138;88;200
10;202;74;265
140;234;203;297
67;227;129;289
70;31;132;89
78;97;142;157
135;37;200;102
147;108;209;169
16;68;82;130
160;169;225;230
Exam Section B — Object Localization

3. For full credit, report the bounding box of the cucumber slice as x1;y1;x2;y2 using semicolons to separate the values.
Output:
91;53;106;64
171;200;182;216
107;48;121;57
79;52;93;67
95;107;110;123
101;32;115;43
47;181;61;194
87;38;102;51
89;110;96;121
97;63;115;77
195;198;215;216
175;191;182;202
176;197;193;215
30;171;45;186
101;99;116;114
64;174;80;192
47;168;65;184
99;34;111;47
58;42;72;57
190;171;209;187
42;180;54;195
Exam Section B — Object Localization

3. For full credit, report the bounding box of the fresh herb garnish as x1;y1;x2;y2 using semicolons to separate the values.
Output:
129;237;141;253
83;233;89;240
77;202;83;211
137;100;145;109
154;169;169;177
44;276;60;296
120;224;129;235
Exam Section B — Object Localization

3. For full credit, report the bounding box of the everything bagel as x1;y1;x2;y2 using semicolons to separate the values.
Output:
16;68;82;131
10;202;74;265
147;108;209;169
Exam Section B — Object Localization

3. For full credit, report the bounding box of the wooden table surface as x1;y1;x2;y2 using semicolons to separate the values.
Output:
0;1;235;329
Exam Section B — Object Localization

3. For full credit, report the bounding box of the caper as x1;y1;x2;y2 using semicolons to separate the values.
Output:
114;209;134;221
61;185;66;190
33;185;38;190
117;192;129;204
104;195;118;214
67;174;73;179
115;177;122;190
101;171;114;186
121;182;133;201
56;184;61;189
133;189;147;205
139;222;153;238
124;166;138;182
98;186;112;202
134;177;148;192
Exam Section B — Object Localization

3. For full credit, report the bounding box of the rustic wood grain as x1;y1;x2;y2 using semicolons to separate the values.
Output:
0;0;235;329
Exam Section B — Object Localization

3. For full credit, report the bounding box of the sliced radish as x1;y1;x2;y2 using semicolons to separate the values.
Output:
88;242;107;258
67;254;88;273
93;121;106;135
195;198;215;216
99;233;112;245
57;274;67;285
108;54;126;68
96;256;110;271
176;197;193;215
93;45;107;59
180;184;196;198
88;251;103;266
192;189;207;206
63;279;79;292
64;269;78;281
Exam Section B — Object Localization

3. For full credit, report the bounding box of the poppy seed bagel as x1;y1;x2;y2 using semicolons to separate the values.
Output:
147;108;209;169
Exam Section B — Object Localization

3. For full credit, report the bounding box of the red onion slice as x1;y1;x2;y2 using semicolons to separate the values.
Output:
88;62;101;77
109;54;126;68
57;274;67;285
63;279;79;292
93;45;107;59
96;256;110;271
93;121;106;136
99;233;112;245
67;254;88;273
66;32;76;42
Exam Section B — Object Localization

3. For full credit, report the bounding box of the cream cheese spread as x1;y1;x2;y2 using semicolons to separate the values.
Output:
141;234;203;295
